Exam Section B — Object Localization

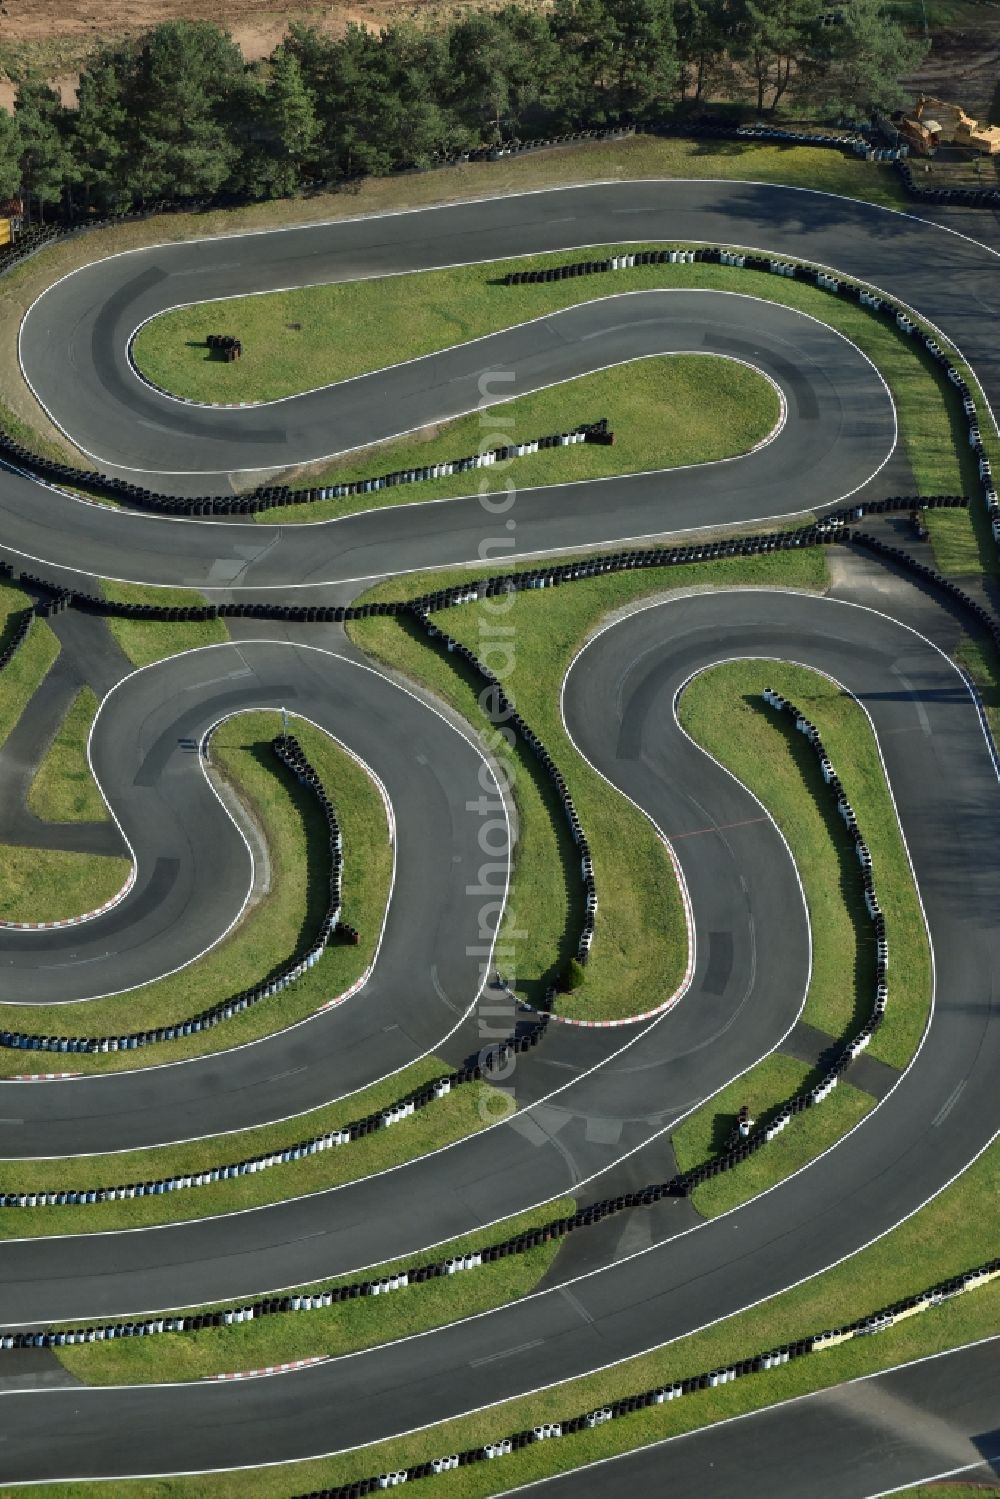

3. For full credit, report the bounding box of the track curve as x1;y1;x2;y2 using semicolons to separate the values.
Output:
1;178;998;1491
11;289;894;589
1;590;997;1482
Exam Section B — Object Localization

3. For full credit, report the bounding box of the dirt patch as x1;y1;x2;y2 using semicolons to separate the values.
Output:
901;5;1000;120
0;0;527;93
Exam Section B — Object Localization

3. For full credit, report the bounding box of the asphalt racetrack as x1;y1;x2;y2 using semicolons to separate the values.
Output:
0;180;998;1492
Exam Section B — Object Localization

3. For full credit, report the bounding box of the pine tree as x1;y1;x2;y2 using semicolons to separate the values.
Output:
0;108;20;202
261;48;319;197
818;0;928;116
73;54;129;211
120;22;245;202
604;0;679;118
14;78;74;222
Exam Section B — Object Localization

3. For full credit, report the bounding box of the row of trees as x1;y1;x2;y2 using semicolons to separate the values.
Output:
0;0;925;219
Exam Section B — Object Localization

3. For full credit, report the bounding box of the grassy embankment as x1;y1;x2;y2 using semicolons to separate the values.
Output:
27;686;108;822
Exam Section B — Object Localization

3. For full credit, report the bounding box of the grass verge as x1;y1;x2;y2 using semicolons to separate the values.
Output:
264;355;779;524
349;549;827;1021
0;588;131;920
101;582;229;667
677;660;931;1069
0;583;58;753
18;1142;999;1499
671;1052;874;1217
0;845;128;926
0;1058;498;1238
133;245;918;409
26;686;108;822
0;710;391;1075
55;1198;574;1385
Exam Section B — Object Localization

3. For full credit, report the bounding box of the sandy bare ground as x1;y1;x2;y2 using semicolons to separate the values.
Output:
0;0;524;107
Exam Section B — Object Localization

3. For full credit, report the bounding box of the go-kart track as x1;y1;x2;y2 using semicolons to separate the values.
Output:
0;180;999;1493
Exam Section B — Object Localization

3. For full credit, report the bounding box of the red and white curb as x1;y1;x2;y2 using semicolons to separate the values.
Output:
0;866;136;931
552;837;697;1029
9;1072;79;1082
314;966;373;1014
207;1354;329;1382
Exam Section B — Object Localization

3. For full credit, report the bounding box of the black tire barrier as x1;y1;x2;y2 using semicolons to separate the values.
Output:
206;334;242;362
0;606;34;670
0;1017;550;1211
0;735;342;1057
409;602;597;969
501;231;996;555
0;416;611;519
667;690;890;1196
850;531;1000;659
3;225;991;536
0;497;967;638
6;1246;996;1497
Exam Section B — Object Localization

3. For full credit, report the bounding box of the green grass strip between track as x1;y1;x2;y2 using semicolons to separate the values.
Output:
55;1198;574;1385
350;549;828;1021
102;582;229;666
263;355;779;525
0;1059;500;1238
27;686;108;822
18;1144;999;1498
0;710;390;1073
677;659;930;1070
672;1053;874;1219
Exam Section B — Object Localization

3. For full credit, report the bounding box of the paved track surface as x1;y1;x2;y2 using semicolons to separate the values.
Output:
0;181;998;1487
505;1339;1000;1499
11;292;894;588
2;591;998;1481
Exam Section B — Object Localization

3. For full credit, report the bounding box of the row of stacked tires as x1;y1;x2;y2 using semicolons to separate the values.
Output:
852;531;1000;655
289;1261;1000;1498
0;1009;554;1211
273;732;345;942
7;1237;996;1488
430;124;635;168
409;602;597;970
428;114;997;208
0;608;32;670
0;736;342;1058
505;248;697;283
505;231;996;541
663;692;891;1197
0;418;612;519
895;156;1000;208
653;117;1000;207
0;496;968;637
